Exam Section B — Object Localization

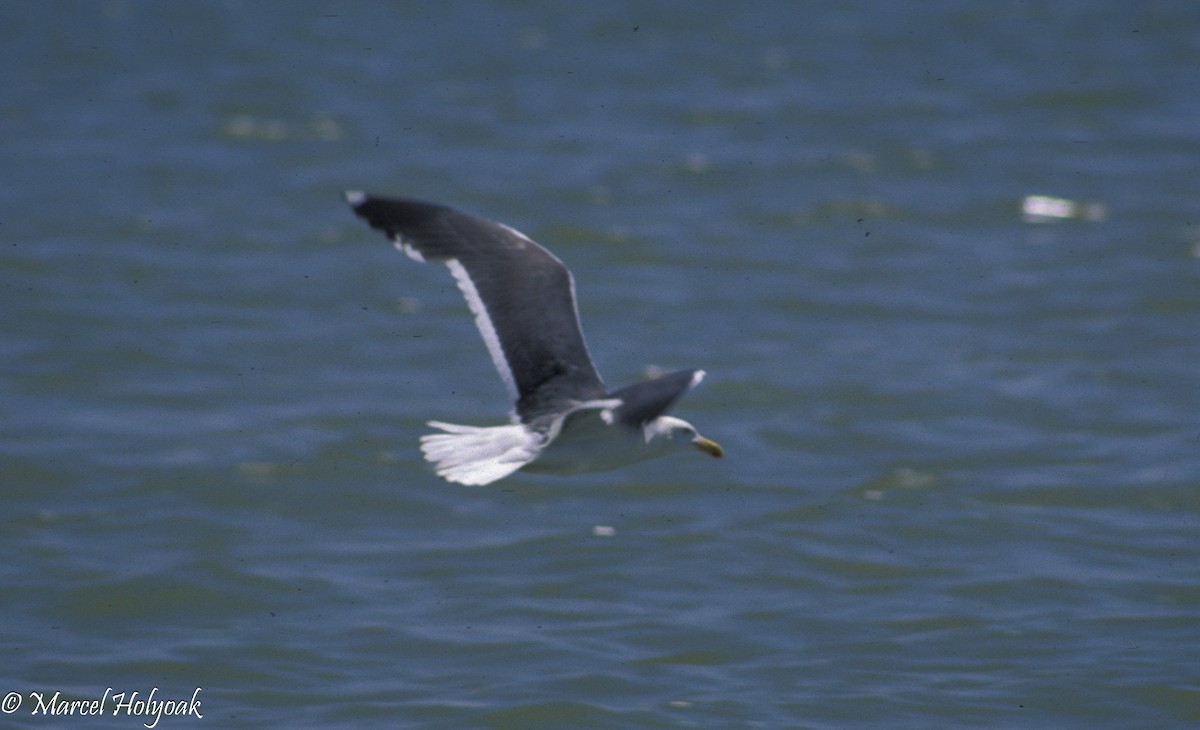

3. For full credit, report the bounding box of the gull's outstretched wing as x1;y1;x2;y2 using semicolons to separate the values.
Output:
606;369;707;428
345;192;606;421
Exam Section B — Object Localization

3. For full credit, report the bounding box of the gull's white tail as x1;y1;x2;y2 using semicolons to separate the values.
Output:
418;421;543;486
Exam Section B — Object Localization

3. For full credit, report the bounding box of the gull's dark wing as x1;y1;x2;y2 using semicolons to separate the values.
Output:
345;192;606;421
606;369;706;428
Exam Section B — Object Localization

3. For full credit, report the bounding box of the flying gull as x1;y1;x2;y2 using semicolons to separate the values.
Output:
344;192;723;485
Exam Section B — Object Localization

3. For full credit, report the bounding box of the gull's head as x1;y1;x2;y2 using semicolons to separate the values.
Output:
643;416;724;459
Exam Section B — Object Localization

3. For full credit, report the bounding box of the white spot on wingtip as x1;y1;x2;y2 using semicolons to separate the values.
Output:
344;190;366;206
691;370;706;388
394;238;426;263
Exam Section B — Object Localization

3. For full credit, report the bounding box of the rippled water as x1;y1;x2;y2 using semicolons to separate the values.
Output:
3;2;1199;728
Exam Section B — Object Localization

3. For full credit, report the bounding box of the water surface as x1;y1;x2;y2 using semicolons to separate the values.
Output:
3;2;1199;727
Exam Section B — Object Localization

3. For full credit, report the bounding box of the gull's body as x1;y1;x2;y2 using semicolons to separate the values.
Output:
345;193;722;485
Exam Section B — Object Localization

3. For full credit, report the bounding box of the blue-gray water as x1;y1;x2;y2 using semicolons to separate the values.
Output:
4;2;1199;728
